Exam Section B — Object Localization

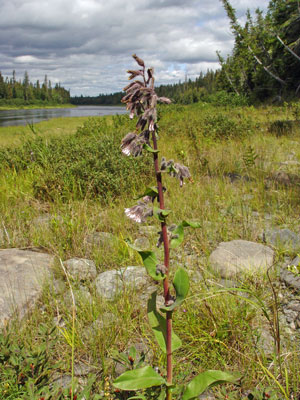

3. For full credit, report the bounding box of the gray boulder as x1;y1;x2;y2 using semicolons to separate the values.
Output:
63;258;97;281
95;266;149;300
264;228;300;251
0;248;53;326
209;240;274;279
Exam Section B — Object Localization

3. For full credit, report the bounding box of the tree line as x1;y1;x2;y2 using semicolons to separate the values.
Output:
71;69;220;106
0;71;71;106
217;0;300;101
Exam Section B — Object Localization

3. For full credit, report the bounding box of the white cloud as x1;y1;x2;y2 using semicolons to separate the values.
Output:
0;0;269;95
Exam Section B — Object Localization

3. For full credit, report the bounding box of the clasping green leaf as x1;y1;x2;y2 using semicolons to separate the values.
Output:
113;366;166;391
182;370;240;400
147;291;182;353
153;206;172;222
170;220;201;249
160;267;189;312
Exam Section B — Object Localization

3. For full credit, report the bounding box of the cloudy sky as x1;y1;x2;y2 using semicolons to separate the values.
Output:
0;0;269;96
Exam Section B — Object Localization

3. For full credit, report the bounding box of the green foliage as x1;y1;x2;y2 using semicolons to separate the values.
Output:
219;0;300;101
170;221;201;249
0;325;60;398
182;370;240;400
268;119;295;136
160;268;189;312
139;251;166;281
113;366;166;391
242;145;258;168
147;292;182;353
205;91;249;106
0;118;151;202
202;113;254;139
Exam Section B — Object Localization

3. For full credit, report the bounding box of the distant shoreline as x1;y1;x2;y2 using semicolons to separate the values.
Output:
0;103;76;111
0;103;126;111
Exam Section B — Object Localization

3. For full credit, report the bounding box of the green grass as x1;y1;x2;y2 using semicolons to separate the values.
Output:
0;116;92;148
1;103;300;399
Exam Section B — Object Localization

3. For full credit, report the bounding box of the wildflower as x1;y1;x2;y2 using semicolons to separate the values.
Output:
132;54;145;67
156;224;177;247
125;200;153;223
121;130;150;157
160;158;191;186
156;264;167;275
173;162;191;187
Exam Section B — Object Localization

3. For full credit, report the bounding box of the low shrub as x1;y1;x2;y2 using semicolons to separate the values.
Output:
268;119;295;136
202;113;255;139
0;118;151;202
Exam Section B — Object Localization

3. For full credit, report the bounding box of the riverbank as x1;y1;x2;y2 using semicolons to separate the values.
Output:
0;116;89;147
0;103;75;111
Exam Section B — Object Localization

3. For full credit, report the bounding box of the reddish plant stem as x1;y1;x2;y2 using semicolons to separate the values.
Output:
151;131;173;399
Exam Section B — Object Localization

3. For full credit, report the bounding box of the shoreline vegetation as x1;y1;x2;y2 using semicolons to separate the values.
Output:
0;103;75;111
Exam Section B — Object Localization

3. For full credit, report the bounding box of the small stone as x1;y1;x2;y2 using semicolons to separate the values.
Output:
286;300;300;312
52;279;66;295
85;232;117;248
64;287;93;306
95;266;149;301
134;237;150;250
280;160;300;166
51;374;72;390
242;194;253;201
264;228;300;251
290;321;296;330
33;214;62;227
295;319;300;329
198;392;216;400
63;258;97;281
53;316;66;328
209;240;274;279
280;268;300;291
74;362;94;377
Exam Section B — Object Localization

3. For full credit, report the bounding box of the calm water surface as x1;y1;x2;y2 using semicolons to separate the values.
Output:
0;106;127;127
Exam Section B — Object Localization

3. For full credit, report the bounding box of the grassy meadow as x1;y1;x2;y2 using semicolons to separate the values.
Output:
1;102;300;399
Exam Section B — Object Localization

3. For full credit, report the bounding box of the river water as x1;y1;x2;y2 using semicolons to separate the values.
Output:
0;105;128;127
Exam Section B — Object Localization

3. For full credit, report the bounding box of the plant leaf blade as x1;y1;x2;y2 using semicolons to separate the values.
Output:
139;250;165;281
147;291;182;353
113;366;166;390
182;370;240;400
161;267;189;312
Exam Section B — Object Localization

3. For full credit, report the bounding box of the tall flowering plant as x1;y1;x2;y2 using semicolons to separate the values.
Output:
113;55;238;400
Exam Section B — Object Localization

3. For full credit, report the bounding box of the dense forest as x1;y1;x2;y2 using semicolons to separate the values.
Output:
0;71;71;106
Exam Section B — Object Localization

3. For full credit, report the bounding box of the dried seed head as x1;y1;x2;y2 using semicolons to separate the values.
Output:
156;224;177;247
120;130;150;157
125;201;153;223
174;163;191;187
132;54;145;67
158;96;172;104
120;132;137;156
156;264;167;275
